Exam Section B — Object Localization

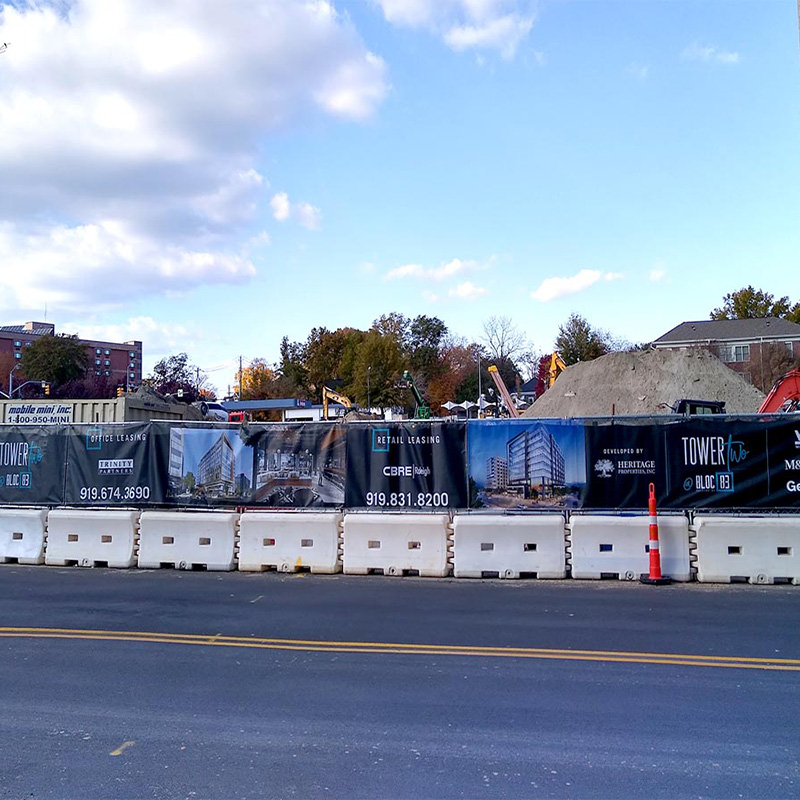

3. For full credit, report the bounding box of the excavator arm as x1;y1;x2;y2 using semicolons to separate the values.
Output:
758;369;800;413
322;386;353;420
487;365;520;419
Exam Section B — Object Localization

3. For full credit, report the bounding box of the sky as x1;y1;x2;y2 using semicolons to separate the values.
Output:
0;0;798;396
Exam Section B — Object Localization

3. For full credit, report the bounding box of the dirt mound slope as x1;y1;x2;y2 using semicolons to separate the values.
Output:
523;348;765;418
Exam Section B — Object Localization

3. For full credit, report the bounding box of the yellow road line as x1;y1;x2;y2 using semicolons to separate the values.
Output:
109;740;135;757
1;627;798;672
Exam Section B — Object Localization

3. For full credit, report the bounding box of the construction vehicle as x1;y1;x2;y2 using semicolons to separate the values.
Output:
547;352;566;389
401;371;431;419
671;399;726;416
487;365;520;419
758;369;800;413
322;386;353;420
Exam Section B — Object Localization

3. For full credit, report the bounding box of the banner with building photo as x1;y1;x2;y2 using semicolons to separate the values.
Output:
467;419;587;509
63;423;167;506
157;423;256;506
243;423;346;507
345;422;467;510
0;425;68;505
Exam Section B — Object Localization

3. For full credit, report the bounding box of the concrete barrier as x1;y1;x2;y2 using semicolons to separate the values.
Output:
452;514;566;579
0;508;48;565
138;511;238;571
692;515;800;584
239;512;342;573
45;508;139;568
342;513;451;577
568;513;691;581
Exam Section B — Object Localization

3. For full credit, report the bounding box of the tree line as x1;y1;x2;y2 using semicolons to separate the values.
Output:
4;285;798;403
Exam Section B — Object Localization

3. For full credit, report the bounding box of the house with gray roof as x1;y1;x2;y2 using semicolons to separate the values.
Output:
652;317;800;390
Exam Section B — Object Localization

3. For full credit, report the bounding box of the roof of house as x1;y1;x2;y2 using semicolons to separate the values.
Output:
654;317;800;344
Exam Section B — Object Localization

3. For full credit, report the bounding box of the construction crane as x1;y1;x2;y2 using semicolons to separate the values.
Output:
322;386;353;420
401;371;431;419
487;365;520;419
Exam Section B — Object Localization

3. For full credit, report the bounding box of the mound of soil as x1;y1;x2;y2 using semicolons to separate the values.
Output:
523;348;765;418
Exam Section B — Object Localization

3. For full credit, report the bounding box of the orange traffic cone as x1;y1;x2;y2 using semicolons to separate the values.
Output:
640;482;672;585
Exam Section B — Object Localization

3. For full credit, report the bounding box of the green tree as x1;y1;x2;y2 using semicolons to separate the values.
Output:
711;286;798;321
408;315;448;381
351;329;406;409
555;314;610;365
278;336;308;395
19;334;89;390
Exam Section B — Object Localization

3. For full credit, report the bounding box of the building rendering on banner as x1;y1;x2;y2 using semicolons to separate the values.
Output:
168;428;185;493
198;433;235;496
485;456;508;490
507;424;566;495
0;321;143;389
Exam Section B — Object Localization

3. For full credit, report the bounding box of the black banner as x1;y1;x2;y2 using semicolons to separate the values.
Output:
345;422;467;510
0;426;67;505
583;420;664;509
63;423;167;505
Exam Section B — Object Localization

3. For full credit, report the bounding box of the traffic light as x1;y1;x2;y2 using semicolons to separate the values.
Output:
117;386;124;397
44;383;50;396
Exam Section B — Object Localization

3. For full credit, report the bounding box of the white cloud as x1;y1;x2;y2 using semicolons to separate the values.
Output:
626;62;649;81
449;281;486;300
296;202;322;231
0;220;255;316
70;316;200;359
681;43;740;65
384;257;478;281
271;192;292;222
531;269;623;302
649;268;666;282
0;0;386;311
271;193;322;229
374;0;535;59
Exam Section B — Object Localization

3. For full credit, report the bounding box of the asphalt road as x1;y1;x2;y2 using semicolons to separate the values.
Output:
1;567;799;799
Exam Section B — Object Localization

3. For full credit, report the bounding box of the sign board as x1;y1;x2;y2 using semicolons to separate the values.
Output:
5;402;73;426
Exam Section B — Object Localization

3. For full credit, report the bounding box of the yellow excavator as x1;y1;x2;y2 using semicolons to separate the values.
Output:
547;352;566;389
322;386;353;420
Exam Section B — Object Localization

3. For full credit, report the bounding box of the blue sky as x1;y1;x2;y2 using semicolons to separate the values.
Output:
0;1;798;395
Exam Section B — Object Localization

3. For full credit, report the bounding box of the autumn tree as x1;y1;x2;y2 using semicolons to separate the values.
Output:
238;358;280;400
482;316;527;363
711;286;800;322
145;352;205;402
555;314;611;365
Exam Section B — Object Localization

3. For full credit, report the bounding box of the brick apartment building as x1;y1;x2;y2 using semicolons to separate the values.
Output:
0;321;142;390
652;317;800;390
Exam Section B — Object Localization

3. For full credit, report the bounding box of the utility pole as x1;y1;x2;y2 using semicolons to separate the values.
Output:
239;355;243;399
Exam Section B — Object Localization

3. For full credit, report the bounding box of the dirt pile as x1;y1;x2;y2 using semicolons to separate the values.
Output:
523;348;765;418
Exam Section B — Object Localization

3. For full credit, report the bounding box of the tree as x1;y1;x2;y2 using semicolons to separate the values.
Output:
19;334;89;390
711;286;799;321
145;353;204;402
238;358;280;400
351;329;406;409
278;336;308;395
555;314;610;365
481;316;527;363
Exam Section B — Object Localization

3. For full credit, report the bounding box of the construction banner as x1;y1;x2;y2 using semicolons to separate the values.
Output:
467;419;587;510
63;423;168;506
0;425;67;505
345;422;468;510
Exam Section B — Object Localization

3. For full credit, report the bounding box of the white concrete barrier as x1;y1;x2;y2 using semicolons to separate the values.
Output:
452;514;566;579
45;508;139;568
692;515;800;584
138;511;238;571
239;512;342;573
342;513;450;577
0;508;48;565
568;513;691;581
